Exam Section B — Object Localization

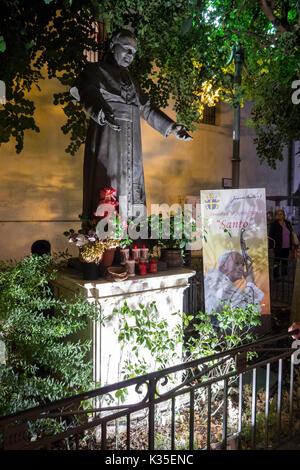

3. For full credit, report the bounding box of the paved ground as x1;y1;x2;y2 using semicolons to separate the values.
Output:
276;433;300;450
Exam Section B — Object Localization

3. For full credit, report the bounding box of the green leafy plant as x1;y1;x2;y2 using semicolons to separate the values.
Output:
182;302;261;416
140;209;197;251
0;253;102;422
109;301;183;403
187;302;261;359
103;300;261;449
110;299;260;406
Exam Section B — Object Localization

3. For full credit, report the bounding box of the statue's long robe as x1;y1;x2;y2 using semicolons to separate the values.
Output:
70;58;175;220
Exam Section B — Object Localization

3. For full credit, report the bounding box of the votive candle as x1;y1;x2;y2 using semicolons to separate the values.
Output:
120;248;130;265
125;258;136;277
140;244;149;259
131;245;141;262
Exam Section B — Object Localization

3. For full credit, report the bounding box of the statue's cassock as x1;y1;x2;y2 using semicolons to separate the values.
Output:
70;58;175;220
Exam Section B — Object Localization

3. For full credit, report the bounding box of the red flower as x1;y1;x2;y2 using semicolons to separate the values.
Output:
99;187;117;200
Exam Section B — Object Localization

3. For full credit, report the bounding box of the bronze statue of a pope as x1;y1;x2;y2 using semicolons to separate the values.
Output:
70;29;192;220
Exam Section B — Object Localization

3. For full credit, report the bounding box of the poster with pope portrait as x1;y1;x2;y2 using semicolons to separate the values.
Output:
200;188;270;317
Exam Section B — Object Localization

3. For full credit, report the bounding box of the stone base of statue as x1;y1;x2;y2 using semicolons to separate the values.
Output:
52;267;195;404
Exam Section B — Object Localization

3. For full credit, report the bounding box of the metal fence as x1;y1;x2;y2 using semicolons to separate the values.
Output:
269;255;297;306
184;254;297;316
1;329;300;451
183;270;204;317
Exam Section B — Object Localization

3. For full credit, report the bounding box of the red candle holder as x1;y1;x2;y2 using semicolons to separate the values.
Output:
149;259;158;274
138;261;147;275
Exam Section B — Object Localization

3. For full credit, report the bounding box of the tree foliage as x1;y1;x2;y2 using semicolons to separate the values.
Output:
0;0;299;167
209;0;300;168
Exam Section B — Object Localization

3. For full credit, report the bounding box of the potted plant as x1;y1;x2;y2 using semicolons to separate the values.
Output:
64;187;131;279
144;209;196;268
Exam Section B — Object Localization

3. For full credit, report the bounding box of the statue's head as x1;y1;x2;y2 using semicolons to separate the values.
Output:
110;29;137;67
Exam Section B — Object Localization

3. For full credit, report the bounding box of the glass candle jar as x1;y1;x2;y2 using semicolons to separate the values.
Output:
131;246;141;262
120;248;130;265
125;259;136;277
140;245;149;260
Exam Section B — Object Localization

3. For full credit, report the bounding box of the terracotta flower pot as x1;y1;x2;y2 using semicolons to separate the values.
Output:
164;249;183;268
100;248;116;268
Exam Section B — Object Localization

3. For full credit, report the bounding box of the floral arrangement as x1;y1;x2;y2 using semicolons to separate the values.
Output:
64;187;131;264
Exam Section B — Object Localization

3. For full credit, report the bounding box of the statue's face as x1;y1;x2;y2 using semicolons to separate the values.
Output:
112;41;137;67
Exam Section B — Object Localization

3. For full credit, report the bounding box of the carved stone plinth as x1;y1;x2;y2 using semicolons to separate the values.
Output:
53;267;196;402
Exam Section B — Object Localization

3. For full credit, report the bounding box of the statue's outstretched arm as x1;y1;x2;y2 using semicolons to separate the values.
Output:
137;85;192;141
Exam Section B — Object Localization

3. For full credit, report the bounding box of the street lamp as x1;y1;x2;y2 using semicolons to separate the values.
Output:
226;41;248;189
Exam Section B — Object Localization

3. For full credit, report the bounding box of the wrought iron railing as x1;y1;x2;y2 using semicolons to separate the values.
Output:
183;271;204;318
1;329;300;451
269;255;297;306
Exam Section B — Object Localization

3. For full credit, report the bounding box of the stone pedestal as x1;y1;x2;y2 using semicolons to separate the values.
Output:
53;267;195;402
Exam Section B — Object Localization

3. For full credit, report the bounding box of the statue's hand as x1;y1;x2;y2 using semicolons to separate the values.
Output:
171;124;193;141
104;112;121;132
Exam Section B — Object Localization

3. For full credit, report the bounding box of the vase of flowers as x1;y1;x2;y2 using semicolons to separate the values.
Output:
65;231;115;280
93;187;131;268
64;187;131;279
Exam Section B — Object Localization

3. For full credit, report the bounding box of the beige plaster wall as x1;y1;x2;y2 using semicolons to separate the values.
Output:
0;78;83;260
143;100;289;206
0;78;290;260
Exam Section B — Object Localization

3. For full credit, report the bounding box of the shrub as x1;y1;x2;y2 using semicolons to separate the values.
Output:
186;302;261;360
0;254;101;417
111;301;261;404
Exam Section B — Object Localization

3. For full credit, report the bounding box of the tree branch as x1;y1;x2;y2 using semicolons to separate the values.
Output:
249;6;261;31
280;0;293;30
259;0;288;33
225;27;279;45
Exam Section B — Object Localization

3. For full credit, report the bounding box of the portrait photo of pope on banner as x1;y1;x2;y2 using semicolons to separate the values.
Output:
201;189;270;321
